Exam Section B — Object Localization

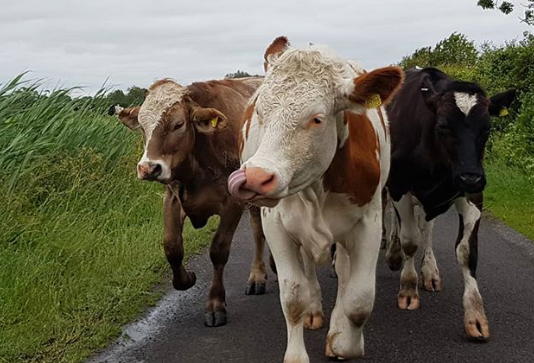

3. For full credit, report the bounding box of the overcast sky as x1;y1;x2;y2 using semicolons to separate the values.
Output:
0;0;530;95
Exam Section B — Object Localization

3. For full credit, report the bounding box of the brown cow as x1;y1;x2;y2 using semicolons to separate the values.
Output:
111;76;268;327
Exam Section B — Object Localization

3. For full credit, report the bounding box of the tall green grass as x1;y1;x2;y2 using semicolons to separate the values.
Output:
0;76;216;362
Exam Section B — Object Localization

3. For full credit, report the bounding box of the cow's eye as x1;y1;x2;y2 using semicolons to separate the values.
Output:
313;117;322;125
173;122;183;131
437;122;451;135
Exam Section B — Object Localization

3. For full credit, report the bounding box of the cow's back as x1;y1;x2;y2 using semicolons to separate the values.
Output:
386;68;457;217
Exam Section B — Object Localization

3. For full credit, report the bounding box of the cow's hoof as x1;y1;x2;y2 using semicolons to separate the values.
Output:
465;317;490;342
304;312;324;330
204;311;227;327
172;271;196;291
325;331;362;360
421;274;442;292
245;281;266;295
386;253;403;271
398;293;420;310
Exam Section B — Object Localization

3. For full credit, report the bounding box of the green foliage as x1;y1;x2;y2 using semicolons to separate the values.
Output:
104;86;147;108
400;33;477;69
400;32;534;178
0;76;215;362
224;70;259;79
477;0;534;25
485;161;534;240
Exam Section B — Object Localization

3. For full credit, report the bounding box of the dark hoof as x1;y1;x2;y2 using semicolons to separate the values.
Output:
204;311;227;327
386;255;403;271
172;271;197;291
245;281;266;295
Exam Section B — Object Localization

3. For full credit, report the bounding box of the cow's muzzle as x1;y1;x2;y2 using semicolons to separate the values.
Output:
457;173;486;194
138;161;163;181
228;167;278;202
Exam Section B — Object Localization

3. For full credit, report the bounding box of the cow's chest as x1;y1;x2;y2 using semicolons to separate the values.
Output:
179;183;227;228
263;187;370;264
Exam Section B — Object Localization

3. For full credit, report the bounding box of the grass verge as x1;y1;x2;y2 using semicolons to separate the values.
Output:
0;150;217;363
485;161;534;241
0;78;217;362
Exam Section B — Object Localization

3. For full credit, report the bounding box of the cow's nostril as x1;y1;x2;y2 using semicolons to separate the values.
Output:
151;163;162;178
459;174;482;185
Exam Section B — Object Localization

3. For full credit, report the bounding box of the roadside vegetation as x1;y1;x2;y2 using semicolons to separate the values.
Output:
400;32;534;240
0;77;216;362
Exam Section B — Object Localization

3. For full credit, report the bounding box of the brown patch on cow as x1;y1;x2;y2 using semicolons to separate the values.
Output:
117;106;141;130
149;78;181;91
264;36;290;71
349;66;404;107
348;311;370;328
285;299;305;326
323;112;381;206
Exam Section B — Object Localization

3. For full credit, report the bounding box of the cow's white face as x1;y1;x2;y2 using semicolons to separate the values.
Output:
244;49;354;200
228;38;404;206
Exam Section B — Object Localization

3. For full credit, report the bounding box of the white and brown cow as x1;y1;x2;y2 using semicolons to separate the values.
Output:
228;37;404;361
112;77;270;327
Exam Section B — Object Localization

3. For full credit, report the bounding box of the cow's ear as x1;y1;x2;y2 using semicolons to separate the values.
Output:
264;36;289;72
488;89;516;117
346;66;404;113
420;75;438;113
115;106;141;130
192;107;228;134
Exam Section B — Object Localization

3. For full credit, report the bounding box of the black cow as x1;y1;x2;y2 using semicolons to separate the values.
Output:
385;67;515;341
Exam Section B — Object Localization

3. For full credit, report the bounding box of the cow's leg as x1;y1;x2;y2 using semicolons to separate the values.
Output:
385;203;403;271
418;208;441;292
204;201;244;327
454;197;489;341
163;187;196;290
245;205;267;295
380;188;389;249
264;220;310;363
301;247;324;330
396;194;421;310
326;216;381;359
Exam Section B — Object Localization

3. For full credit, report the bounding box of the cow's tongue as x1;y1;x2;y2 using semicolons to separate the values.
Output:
228;169;257;200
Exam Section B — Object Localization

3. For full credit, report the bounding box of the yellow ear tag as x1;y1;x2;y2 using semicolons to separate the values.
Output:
210;117;218;128
365;94;382;109
499;107;509;117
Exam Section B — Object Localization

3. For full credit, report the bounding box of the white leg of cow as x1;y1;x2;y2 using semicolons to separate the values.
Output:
301;247;324;330
417;207;441;292
395;194;421;310
454;197;489;341
263;212;310;363
326;242;350;358
326;216;381;359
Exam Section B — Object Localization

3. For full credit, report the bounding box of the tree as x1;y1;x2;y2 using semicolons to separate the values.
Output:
224;70;259;79
399;33;478;69
477;0;534;25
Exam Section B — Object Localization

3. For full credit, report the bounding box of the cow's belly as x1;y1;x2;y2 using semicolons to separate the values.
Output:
262;187;374;265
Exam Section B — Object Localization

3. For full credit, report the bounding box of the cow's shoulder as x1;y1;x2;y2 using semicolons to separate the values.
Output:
323;111;381;206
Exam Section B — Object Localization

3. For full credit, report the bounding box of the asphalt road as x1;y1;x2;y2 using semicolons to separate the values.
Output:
89;209;534;363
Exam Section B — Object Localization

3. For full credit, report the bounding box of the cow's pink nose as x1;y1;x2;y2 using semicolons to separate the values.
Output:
138;161;162;180
244;167;277;195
